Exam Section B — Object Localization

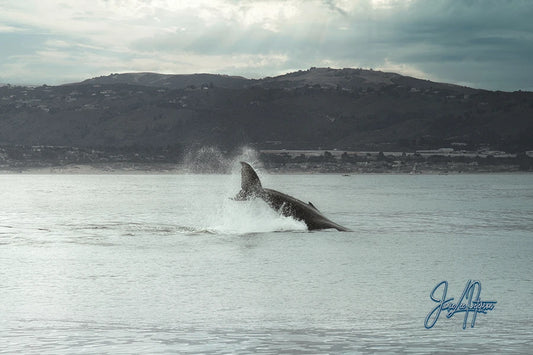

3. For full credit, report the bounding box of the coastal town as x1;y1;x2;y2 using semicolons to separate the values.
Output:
1;145;531;173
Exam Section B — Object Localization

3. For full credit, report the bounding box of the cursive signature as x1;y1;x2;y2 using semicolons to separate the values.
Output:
424;280;497;329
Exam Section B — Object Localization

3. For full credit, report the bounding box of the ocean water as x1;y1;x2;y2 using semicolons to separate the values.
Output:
0;170;532;354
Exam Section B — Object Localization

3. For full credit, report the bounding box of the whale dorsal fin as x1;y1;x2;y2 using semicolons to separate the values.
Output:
235;162;263;200
308;202;319;211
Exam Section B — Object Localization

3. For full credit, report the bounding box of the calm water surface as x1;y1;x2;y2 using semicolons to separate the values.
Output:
1;172;532;354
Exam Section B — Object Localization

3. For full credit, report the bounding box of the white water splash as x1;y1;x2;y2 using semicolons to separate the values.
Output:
207;198;307;235
208;147;306;234
179;146;307;235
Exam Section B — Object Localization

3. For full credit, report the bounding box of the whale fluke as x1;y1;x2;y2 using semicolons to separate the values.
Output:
235;161;263;200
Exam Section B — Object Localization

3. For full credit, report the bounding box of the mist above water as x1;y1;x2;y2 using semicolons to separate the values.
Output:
183;146;263;174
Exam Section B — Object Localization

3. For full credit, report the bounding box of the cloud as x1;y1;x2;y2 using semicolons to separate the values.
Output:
0;0;532;90
0;25;23;33
377;59;431;81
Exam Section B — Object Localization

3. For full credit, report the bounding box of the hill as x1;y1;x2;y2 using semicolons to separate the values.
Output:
0;68;532;156
77;72;250;90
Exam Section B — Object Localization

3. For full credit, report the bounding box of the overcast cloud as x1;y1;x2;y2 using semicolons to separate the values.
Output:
0;0;532;91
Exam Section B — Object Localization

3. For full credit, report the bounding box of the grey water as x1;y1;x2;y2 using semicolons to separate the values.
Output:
1;172;532;354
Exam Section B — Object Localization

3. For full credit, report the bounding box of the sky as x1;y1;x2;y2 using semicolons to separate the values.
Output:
0;0;532;91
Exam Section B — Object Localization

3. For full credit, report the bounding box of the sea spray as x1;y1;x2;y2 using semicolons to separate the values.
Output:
180;146;307;234
231;146;262;169
183;146;230;173
208;198;307;235
182;145;262;174
204;150;307;234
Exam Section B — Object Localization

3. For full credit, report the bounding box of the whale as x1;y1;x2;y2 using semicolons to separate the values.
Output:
234;162;351;231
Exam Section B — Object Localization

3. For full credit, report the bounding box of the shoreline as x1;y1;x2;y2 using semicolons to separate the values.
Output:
0;162;530;175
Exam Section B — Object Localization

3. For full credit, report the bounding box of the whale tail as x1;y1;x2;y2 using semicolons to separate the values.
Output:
234;162;263;200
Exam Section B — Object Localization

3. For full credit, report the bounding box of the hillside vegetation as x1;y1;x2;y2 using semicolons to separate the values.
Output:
1;67;532;154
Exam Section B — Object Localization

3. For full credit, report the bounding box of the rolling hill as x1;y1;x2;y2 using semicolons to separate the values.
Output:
1;67;532;154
